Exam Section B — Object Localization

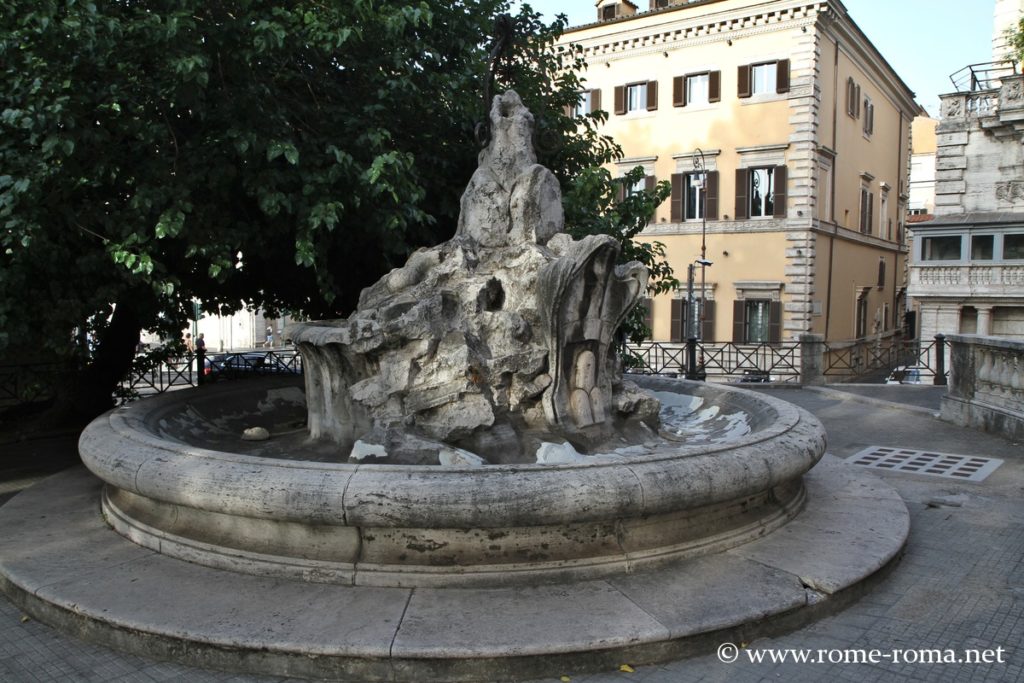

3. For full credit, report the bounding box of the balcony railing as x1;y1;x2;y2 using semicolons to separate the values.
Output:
942;334;1024;439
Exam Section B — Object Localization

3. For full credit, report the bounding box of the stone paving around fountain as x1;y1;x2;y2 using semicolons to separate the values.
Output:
1;384;1021;682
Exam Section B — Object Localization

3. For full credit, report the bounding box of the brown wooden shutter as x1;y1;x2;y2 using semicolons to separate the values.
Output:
564;104;572;118
877;259;886;288
673;76;685;107
868;192;874;233
645;175;655;192
616;179;626;204
732;300;746;342
846;77;854;116
737;64;751;98
776;59;790;94
591;89;602;113
671;298;685;342
646;80;658;111
867;103;874;134
642;298;653;340
709;70;721;102
734;168;749;219
670;173;683;222
772;165;787;218
768;301;782;343
855;84;861;118
859;189;867;232
705;171;719;220
701;300;716;342
614;85;626;115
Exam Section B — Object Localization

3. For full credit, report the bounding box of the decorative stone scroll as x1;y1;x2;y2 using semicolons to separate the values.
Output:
288;91;658;464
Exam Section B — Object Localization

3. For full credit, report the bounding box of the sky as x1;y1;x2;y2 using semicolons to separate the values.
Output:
514;0;998;117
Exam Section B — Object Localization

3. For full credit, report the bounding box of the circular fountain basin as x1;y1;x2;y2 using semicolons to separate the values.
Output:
79;375;826;588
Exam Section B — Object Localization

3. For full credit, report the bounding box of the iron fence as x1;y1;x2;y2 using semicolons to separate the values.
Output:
627;342;801;382
119;348;303;401
0;362;71;406
627;336;948;384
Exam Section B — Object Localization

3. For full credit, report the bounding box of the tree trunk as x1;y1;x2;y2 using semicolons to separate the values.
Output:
47;299;145;429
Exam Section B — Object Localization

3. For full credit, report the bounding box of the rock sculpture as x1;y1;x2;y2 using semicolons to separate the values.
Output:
288;91;659;464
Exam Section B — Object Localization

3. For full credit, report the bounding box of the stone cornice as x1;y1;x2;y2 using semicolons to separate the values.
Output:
563;1;825;64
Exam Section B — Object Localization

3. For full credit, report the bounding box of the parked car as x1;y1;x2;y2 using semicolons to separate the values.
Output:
203;352;301;378
885;365;929;385
737;369;777;383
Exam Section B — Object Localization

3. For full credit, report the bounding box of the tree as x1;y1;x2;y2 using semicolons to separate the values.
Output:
1007;17;1024;63
0;1;672;425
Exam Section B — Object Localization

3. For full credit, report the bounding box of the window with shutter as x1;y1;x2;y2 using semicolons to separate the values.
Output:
705;171;719;220
877;259;886;288
772;165;787;218
646;80;658;111
641;298;653;340
670;173;683;222
670;298;686;342
614;85;626;115
737;65;751;98
590;89;602;113
709;70;721;102
734;168;749;220
645;175;656;192
775;59;790;93
673;76;685;107
701;300;716;342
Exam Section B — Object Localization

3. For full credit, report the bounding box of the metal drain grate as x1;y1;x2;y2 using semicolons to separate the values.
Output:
847;446;1003;482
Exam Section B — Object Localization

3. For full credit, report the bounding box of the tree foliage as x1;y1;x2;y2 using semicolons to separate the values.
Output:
0;0;672;421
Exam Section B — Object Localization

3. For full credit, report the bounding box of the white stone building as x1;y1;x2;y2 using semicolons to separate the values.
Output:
906;3;1024;340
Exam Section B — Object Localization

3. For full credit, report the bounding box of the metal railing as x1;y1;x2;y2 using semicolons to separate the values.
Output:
119;348;303;401
627;341;801;382
949;60;1019;93
627;336;949;384
0;362;71;406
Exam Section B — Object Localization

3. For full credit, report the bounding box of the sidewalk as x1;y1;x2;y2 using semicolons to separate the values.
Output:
1;385;1022;682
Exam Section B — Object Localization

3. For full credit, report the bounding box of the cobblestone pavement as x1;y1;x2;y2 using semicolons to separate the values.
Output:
1;387;1022;683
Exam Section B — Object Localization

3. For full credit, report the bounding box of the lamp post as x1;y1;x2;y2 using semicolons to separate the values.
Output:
685;149;710;380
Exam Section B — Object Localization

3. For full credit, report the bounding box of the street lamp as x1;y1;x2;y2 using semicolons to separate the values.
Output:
685;257;713;380
685;148;711;381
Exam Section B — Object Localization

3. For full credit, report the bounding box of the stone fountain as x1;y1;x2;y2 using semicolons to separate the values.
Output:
0;92;910;682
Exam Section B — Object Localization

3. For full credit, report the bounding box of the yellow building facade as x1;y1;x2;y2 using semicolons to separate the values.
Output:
560;0;920;343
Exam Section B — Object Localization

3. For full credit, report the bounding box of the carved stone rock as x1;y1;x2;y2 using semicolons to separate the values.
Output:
288;91;657;464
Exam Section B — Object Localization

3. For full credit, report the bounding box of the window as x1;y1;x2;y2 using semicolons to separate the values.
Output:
671;170;718;222
855;293;869;338
569;90;598;118
685;172;705;219
601;4;616;20
614;81;658;114
846;77;861;118
971;235;994;260
863;98;875;135
732;298;780;343
908;208;928;216
859;187;873;234
651;0;670;9
879;191;888;237
673;71;720;107
1005;234;1024;259
627;82;647;112
617;173;655;202
734;166;786;219
751;63;776;95
921;235;962;261
745;300;771;342
749;168;775;217
737;60;790;98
